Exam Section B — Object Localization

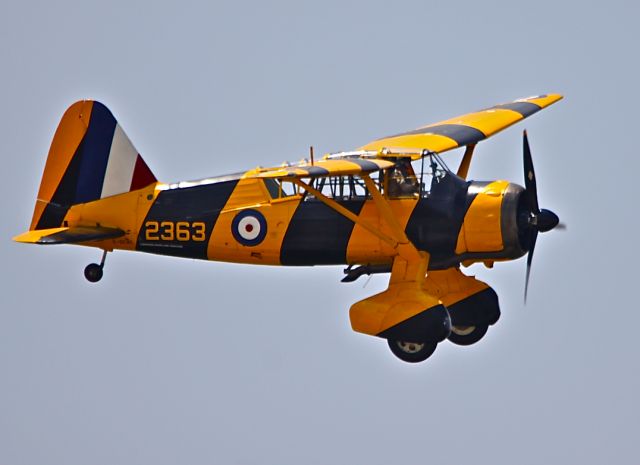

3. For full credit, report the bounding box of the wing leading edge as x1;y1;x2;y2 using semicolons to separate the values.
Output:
359;94;563;159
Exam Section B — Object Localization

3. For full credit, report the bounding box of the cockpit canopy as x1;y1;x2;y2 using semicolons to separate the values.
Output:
264;154;453;202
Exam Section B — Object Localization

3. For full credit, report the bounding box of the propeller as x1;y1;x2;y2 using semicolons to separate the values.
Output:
520;130;560;302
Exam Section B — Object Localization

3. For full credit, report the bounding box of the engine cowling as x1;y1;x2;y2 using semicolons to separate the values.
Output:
454;180;528;263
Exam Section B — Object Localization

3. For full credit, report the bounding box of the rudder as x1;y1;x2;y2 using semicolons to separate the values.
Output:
30;100;157;230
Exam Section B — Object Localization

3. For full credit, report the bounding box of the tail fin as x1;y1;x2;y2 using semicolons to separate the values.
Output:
29;100;157;231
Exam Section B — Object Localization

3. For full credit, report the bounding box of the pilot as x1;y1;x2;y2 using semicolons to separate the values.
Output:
387;158;419;197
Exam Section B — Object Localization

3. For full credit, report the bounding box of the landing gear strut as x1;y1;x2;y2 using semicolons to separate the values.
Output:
84;250;107;283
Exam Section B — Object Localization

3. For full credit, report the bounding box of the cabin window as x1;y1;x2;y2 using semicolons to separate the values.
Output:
383;154;452;199
263;178;297;199
304;175;374;202
265;154;453;203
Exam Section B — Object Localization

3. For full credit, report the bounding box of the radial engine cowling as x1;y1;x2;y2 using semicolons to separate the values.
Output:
454;180;528;263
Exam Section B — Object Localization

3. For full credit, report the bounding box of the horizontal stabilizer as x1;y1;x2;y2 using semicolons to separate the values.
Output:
13;226;125;245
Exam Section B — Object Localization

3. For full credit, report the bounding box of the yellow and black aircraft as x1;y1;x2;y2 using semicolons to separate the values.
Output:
14;95;562;363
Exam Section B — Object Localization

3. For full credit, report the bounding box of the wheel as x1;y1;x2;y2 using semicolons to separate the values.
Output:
84;263;103;283
447;322;488;346
387;339;437;363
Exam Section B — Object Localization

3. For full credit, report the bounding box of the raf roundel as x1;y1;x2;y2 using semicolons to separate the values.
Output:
231;209;267;246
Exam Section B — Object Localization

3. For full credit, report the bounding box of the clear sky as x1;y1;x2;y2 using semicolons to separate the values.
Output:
2;1;639;464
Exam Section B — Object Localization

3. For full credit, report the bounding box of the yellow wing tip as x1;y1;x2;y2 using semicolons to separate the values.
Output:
519;93;563;108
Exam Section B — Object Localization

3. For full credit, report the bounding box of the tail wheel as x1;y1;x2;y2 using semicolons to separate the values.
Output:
387;339;437;363
84;263;103;283
447;323;488;346
84;250;107;283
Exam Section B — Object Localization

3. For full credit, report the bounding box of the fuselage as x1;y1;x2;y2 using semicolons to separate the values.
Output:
71;169;528;270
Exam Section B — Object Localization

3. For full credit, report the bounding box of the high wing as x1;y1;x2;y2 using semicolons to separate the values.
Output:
358;94;563;159
255;157;395;179
13;226;125;245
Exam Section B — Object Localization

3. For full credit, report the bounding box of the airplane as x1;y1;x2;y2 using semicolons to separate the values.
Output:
14;94;562;363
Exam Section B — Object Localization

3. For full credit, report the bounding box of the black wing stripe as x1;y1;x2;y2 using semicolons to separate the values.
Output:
492;102;542;118
345;158;382;172
304;166;330;177
389;124;486;147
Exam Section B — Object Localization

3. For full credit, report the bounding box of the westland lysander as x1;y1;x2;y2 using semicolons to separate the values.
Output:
15;95;562;363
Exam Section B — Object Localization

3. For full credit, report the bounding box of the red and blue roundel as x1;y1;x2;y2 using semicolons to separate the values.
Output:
232;209;267;246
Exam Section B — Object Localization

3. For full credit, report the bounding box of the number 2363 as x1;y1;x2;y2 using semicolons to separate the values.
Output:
144;221;206;242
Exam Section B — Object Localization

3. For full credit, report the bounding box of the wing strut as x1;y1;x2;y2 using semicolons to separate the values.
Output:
290;178;398;248
360;174;428;282
456;143;476;179
292;174;429;283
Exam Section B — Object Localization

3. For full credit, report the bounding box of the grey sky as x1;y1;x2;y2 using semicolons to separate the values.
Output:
1;1;639;464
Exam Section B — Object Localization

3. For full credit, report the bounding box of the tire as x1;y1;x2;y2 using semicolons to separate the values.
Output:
447;323;488;346
387;339;438;363
84;263;103;283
